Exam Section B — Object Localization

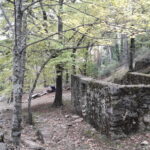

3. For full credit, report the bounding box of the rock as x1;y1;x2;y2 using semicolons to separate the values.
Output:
35;129;45;144
143;114;150;124
65;115;70;118
0;96;7;102
72;115;80;119
141;141;149;146
22;139;45;150
60;124;67;129
67;123;72;127
135;57;150;73
0;143;7;150
0;132;4;142
40;92;47;96
72;75;150;139
32;94;41;99
74;118;83;123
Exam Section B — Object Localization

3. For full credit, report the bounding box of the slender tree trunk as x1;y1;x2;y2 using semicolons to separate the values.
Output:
65;69;69;84
28;72;41;125
108;46;112;63
43;71;47;87
10;91;13;103
53;0;64;107
122;34;129;64
129;38;135;71
27;54;54;124
53;65;63;107
11;0;26;146
70;23;95;75
83;42;94;76
116;33;121;61
83;48;89;76
71;34;86;74
115;43;120;62
72;48;77;74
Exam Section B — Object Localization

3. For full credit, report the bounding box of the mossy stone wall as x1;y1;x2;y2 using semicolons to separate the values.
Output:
71;75;150;139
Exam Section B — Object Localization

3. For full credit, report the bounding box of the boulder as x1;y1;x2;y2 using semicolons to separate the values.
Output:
73;118;83;123
141;141;149;146
0;143;7;150
134;57;150;73
143;114;150;124
22;139;45;150
0;132;4;142
32;94;41;99
0;96;7;102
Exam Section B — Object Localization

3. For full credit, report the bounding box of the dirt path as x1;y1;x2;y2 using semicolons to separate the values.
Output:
0;90;70;111
22;92;63;108
0;91;150;150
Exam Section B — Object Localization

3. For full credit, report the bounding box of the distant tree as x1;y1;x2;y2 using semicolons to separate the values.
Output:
53;0;64;107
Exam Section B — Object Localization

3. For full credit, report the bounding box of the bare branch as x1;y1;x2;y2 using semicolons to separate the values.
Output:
25;21;100;49
23;0;41;12
0;44;12;50
0;2;13;30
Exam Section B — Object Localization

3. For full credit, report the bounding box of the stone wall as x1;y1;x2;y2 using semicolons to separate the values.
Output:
134;57;150;73
71;75;150;139
121;72;150;85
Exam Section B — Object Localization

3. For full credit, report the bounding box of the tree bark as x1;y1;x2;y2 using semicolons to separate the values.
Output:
65;69;69;84
129;37;135;71
28;72;41;125
11;0;27;146
122;34;129;64
53;0;64;107
71;35;86;74
72;48;77;74
27;54;54;125
53;65;63;107
43;71;47;87
83;46;89;76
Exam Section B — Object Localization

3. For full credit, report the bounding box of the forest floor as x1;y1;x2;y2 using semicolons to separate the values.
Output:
0;90;150;150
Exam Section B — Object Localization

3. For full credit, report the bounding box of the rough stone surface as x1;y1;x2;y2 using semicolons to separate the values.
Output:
121;72;150;85
0;97;7;102
71;75;150;139
0;132;4;142
22;139;45;150
134;57;150;73
0;143;7;150
141;141;149;146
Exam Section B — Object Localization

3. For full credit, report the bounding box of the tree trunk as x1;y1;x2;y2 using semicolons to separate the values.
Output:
53;0;64;107
65;69;69;84
43;71;47;87
72;48;77;74
11;0;26;146
27;54;54;125
129;38;135;71
83;48;89;76
10;91;13;103
53;65;63;107
28;72;40;125
116;33;121;61
122;34;129;64
107;46;112;63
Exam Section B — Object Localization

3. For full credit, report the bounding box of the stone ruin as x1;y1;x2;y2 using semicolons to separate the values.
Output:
71;72;150;139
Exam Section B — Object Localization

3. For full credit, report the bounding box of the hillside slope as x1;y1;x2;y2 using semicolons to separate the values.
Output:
104;52;150;83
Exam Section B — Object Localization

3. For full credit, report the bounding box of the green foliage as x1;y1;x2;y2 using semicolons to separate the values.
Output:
0;40;12;96
98;60;119;77
1;0;150;95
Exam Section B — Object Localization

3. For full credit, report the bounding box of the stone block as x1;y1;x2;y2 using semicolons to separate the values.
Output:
71;75;150;139
0;143;7;150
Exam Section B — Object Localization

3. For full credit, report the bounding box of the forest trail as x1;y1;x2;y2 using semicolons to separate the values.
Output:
0;90;70;112
0;91;150;150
